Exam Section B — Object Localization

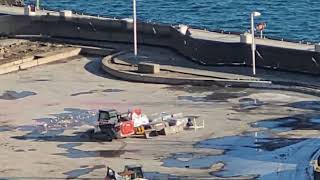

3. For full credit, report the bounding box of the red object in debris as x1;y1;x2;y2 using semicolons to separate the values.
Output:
132;108;142;116
119;121;135;137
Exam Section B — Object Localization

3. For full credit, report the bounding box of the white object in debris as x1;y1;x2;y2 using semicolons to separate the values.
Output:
188;116;205;132
130;109;149;127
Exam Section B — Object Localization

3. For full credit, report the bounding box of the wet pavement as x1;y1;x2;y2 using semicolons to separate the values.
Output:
55;143;138;159
170;85;251;103
288;101;320;111
63;165;105;179
0;90;36;100
236;98;265;111
0;125;14;132
70;89;124;96
163;113;320;179
12;108;97;140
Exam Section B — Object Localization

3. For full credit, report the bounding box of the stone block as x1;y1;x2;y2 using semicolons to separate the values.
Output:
240;33;253;44
315;44;320;53
59;10;73;18
138;62;160;74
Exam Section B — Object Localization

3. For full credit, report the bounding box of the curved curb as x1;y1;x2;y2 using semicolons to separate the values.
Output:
101;52;272;87
101;52;320;97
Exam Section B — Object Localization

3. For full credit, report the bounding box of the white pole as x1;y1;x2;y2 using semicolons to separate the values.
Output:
251;13;256;75
260;30;263;39
133;0;138;56
36;0;40;10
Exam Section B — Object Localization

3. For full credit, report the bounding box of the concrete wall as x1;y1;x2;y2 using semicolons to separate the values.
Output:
0;15;320;75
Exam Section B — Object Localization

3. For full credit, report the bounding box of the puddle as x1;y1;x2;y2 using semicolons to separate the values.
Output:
12;108;97;141
253;116;320;131
167;85;252;102
14;149;25;152
55;143;138;158
71;91;96;96
144;172;187;180
0;90;36;100
163;85;223;93
235;98;265;111
0;125;14;132
63;165;105;179
163;115;320;179
178;91;248;103
71;89;124;96
102;89;124;93
34;79;51;82
288;101;320;111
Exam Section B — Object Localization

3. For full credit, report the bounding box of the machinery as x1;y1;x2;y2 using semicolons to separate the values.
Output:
90;109;135;141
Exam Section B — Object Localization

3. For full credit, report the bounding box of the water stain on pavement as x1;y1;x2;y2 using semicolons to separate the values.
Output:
55;143;139;158
70;89;124;96
12;108;97;141
163;85;223;93
169;85;251;102
252;116;320;131
144;172;187;180
0;125;14;132
0;90;36;100
63;165;105;179
178;91;248;102
163;115;320;179
14;149;25;152
288;101;320;111
34;79;51;82
234;98;265;112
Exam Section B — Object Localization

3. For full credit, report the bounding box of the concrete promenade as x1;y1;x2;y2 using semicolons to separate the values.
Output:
0;5;317;52
188;28;315;51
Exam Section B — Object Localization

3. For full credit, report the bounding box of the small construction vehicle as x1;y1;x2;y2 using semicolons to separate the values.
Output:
89;109;135;141
105;165;147;180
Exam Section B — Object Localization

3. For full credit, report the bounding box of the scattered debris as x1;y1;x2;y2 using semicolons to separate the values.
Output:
105;165;147;180
89;108;200;141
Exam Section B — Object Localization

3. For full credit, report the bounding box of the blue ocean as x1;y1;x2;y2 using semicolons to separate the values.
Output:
25;0;320;42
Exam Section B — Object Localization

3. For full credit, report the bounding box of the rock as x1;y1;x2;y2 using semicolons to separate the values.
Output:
0;0;24;7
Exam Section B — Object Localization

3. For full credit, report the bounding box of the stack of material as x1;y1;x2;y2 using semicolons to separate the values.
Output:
149;112;188;135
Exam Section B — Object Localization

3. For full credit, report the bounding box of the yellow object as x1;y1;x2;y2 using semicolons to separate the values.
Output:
135;126;145;135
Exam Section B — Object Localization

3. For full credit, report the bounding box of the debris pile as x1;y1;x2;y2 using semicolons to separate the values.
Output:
0;40;66;64
0;0;24;6
90;108;203;141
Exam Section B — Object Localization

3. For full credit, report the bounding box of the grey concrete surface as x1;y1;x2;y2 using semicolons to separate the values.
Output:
0;55;319;179
189;29;315;51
